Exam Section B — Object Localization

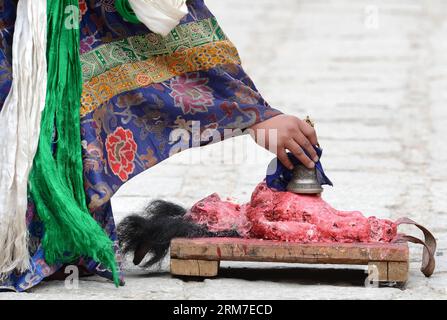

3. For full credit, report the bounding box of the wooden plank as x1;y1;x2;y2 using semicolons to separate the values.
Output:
170;259;219;277
171;238;409;265
388;261;409;282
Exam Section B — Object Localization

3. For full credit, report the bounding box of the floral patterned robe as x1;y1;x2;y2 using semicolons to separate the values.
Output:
0;0;281;291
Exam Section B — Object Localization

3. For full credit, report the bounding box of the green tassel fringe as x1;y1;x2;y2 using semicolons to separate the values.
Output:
115;0;141;24
29;0;119;287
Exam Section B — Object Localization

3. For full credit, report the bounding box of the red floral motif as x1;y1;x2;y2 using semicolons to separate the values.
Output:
79;0;88;17
169;73;214;114
220;101;239;117
106;127;137;182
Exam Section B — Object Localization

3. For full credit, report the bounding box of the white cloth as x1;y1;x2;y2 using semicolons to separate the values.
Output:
128;0;188;36
0;0;47;278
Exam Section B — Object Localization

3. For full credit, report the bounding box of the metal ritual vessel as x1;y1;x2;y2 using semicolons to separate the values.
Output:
286;163;323;194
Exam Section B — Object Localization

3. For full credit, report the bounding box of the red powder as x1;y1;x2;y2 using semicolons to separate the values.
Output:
187;182;397;243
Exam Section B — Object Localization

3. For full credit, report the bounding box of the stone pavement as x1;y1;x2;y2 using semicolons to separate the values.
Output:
2;0;447;300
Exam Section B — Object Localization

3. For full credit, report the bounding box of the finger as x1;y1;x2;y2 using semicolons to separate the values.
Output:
293;132;319;163
277;147;294;170
299;120;319;146
286;140;315;169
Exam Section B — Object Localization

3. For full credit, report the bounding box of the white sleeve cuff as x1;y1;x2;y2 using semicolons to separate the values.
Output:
128;0;189;37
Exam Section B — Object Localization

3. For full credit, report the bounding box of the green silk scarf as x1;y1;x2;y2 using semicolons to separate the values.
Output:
115;0;141;24
29;0;119;286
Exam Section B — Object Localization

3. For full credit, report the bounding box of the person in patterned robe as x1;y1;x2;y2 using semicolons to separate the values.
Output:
0;0;319;291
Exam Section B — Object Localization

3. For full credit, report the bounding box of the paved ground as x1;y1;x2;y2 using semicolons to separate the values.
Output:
3;0;447;300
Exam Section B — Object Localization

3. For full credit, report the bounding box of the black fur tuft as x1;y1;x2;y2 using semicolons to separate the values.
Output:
117;200;239;268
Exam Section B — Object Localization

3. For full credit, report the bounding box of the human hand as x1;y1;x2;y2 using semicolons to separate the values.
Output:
249;114;319;170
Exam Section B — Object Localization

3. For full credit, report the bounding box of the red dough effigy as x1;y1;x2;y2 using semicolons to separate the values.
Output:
186;182;397;243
